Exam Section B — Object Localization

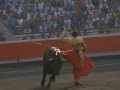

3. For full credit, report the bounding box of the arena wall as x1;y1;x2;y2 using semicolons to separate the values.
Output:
0;34;120;64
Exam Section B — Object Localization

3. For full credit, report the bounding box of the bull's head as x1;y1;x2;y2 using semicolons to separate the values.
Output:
48;47;66;62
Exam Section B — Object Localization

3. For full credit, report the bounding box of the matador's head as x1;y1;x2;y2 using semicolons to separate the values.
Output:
72;31;78;37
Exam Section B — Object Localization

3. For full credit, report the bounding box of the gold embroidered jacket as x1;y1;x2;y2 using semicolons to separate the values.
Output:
61;31;87;61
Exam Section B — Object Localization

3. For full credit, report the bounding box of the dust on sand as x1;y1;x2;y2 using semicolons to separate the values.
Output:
0;71;120;90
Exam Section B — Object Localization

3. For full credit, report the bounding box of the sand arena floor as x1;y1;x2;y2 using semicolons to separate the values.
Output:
0;71;120;90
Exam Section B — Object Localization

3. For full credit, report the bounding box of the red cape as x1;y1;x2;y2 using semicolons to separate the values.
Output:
61;49;95;77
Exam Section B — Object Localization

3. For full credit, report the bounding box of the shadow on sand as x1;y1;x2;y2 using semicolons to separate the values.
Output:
30;85;81;90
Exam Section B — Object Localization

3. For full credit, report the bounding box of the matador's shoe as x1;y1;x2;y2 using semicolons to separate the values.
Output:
74;82;83;85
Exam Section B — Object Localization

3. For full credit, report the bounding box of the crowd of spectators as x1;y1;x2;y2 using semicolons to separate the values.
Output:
0;0;120;38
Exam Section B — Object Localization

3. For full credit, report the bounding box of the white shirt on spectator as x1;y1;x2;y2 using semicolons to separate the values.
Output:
39;26;47;32
106;13;112;19
101;16;109;24
85;23;94;29
27;13;31;20
64;19;71;27
86;2;94;10
84;0;91;4
38;2;44;9
64;0;71;6
92;16;100;22
89;9;94;15
50;22;57;28
23;28;32;33
99;3;108;9
17;19;24;26
95;8;101;15
14;8;22;14
54;11;61;18
51;7;55;12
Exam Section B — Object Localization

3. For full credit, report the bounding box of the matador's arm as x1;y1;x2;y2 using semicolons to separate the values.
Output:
61;30;71;42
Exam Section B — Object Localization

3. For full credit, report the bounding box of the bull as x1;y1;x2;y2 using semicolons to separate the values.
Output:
41;47;65;88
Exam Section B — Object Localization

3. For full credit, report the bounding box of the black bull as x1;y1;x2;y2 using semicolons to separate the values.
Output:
41;47;63;87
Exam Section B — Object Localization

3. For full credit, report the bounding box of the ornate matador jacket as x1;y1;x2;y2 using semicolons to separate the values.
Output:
61;31;87;62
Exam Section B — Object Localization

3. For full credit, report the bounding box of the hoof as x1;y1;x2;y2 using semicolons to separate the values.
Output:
41;84;45;87
41;82;45;87
47;84;50;88
52;79;55;83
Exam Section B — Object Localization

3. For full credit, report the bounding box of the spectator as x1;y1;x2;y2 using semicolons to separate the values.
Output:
27;10;32;20
40;32;47;39
23;27;32;34
107;20;115;27
98;10;105;20
64;16;71;28
76;0;84;6
2;15;8;24
29;13;36;23
101;14;109;24
30;20;36;33
0;0;119;36
49;24;56;34
8;14;16;29
9;1;15;10
100;20;108;28
92;14;100;23
34;26;40;33
115;19;120;27
36;12;42;22
57;17;65;30
50;14;56;22
38;0;44;9
19;28;24;34
68;8;75;18
22;5;28;14
80;17;86;25
85;22;94;29
51;0;56;7
91;0;99;8
106;10;112;19
40;24;47;33
56;24;63;32
70;23;77;31
86;1;95;10
6;5;13;15
94;21;100;28
54;9;61;18
13;11;18;19
14;5;22;15
40;9;46;20
99;0;108;9
89;6;95;16
16;15;24;27
79;2;87;12
117;4;120;13
112;9;119;18
44;19;50;30
101;4;108;14
94;6;101;16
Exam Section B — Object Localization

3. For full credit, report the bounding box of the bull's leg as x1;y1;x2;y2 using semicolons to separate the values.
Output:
47;75;55;88
41;67;47;87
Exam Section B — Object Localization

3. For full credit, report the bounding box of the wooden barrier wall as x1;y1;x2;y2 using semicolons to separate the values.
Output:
0;35;120;63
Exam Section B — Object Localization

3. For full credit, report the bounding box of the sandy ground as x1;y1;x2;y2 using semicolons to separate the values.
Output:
0;71;120;90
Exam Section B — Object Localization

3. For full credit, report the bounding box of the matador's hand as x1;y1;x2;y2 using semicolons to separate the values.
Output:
65;27;69;32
